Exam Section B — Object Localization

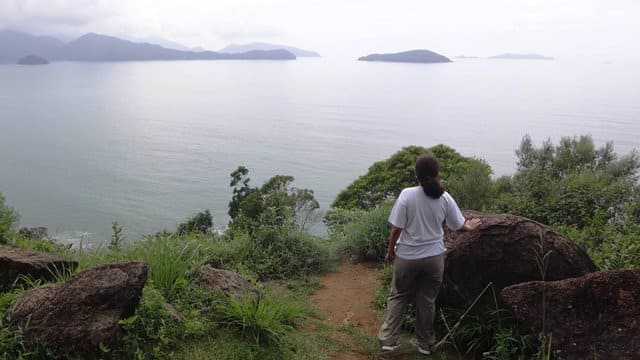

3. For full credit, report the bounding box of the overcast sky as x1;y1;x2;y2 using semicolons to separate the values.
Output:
1;0;638;60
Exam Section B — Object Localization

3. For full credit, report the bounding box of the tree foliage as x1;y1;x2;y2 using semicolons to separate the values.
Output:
177;210;213;235
0;193;18;244
493;135;640;228
331;145;493;210
227;166;320;232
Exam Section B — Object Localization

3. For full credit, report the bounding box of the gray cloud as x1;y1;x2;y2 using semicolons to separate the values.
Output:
0;0;123;35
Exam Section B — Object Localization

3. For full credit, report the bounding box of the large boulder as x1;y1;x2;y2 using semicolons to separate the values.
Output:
0;244;77;288
197;264;259;299
501;269;640;360
11;262;149;353
439;211;596;308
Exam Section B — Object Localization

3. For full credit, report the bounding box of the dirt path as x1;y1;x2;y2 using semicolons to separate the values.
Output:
311;261;380;359
311;262;445;360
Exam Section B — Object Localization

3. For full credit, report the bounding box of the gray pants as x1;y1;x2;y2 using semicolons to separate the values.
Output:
377;254;445;347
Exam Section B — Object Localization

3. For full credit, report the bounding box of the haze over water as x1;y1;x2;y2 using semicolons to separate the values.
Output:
1;58;638;245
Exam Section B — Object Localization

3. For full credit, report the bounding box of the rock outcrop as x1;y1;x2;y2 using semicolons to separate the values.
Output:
11;262;149;353
197;264;259;299
0;244;77;288
438;211;596;308
501;269;640;360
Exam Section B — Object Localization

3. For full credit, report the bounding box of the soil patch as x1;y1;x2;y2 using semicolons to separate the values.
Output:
312;261;380;359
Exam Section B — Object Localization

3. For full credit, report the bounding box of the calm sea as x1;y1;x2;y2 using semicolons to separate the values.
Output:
1;58;638;246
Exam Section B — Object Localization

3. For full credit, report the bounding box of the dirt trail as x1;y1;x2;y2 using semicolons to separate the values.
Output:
312;261;380;359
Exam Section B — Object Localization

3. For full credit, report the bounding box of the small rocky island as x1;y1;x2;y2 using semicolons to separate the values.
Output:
17;55;49;65
490;53;554;60
358;49;451;63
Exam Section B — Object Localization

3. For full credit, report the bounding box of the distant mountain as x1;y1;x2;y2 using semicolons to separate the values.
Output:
59;33;296;61
17;54;49;65
0;30;64;63
128;36;207;52
220;42;320;57
358;50;451;63
490;53;554;60
0;31;296;63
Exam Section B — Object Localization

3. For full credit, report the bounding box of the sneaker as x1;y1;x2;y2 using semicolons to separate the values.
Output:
410;338;431;355
381;341;401;352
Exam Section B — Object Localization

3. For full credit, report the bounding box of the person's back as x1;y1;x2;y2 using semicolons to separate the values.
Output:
391;186;464;260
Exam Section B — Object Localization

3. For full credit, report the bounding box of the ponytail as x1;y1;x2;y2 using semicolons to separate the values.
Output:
419;177;445;199
415;153;445;199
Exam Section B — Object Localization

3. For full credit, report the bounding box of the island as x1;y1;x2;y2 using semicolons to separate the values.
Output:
490;53;554;60
357;50;451;63
58;33;296;61
17;54;49;65
0;30;296;63
220;42;320;57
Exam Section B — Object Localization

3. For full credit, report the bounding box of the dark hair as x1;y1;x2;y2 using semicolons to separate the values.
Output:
415;153;445;199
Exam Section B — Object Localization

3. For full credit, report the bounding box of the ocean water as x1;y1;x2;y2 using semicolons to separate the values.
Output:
1;58;638;246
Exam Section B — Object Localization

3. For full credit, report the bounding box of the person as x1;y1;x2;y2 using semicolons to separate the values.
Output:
377;153;482;355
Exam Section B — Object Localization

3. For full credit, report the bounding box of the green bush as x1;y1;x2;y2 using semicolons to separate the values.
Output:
221;225;332;280
118;287;178;358
555;223;640;270
117;283;220;359
228;167;320;233
177;210;213;235
493;135;640;229
327;203;393;262
332;145;493;210
0;192;19;244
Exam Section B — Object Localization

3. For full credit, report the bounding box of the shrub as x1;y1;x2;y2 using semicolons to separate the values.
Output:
0;192;19;244
327;203;393;262
116;278;225;359
16;227;48;240
555;223;640;270
332;145;493;210
222;225;332;280
118;287;177;358
177;210;213;235
228;167;320;233
494;135;640;229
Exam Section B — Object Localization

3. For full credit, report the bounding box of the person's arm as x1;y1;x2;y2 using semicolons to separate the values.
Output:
385;226;403;263
459;218;482;231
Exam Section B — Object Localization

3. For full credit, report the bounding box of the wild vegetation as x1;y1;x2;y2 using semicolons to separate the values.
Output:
329;135;640;358
1;134;638;359
0;193;18;244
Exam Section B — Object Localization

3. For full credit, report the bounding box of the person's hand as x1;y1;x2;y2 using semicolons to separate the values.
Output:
386;250;395;263
464;218;482;231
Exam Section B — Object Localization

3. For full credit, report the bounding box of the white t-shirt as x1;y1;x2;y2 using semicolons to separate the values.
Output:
388;187;465;260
